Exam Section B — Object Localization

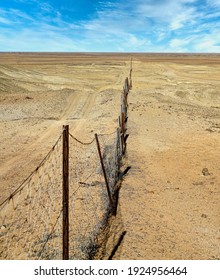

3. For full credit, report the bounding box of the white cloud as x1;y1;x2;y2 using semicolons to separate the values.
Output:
10;9;34;22
0;27;86;52
0;8;34;25
193;32;220;52
170;39;187;48
80;0;199;48
0;0;219;52
207;0;220;7
39;3;54;13
168;30;220;53
170;8;196;30
136;1;181;21
125;34;151;51
0;16;11;24
196;40;220;52
135;0;197;31
169;37;194;52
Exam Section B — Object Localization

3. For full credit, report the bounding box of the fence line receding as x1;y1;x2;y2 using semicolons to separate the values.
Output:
0;59;132;260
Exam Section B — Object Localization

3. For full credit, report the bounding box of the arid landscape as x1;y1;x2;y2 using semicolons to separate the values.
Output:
0;53;219;260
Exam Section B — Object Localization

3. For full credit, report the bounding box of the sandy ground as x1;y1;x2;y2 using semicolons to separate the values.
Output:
0;53;219;260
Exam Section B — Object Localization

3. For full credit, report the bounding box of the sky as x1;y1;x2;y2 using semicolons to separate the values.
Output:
0;0;220;52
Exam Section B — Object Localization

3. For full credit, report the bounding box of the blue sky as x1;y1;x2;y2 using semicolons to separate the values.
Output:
0;0;220;52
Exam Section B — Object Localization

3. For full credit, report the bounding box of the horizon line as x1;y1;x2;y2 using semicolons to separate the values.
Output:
0;51;220;55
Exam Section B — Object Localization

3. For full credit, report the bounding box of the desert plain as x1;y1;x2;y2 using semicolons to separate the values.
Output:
0;52;219;259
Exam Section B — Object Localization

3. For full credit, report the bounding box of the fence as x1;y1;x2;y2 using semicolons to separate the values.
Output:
0;59;132;260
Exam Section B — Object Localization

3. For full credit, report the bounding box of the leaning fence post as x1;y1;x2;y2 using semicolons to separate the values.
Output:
95;133;114;210
63;125;69;260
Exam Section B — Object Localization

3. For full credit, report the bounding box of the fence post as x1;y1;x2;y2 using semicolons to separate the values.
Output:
63;125;69;260
124;78;128;94
117;127;122;159
125;77;129;93
129;57;132;89
121;112;125;154
95;133;114;210
123;88;128;108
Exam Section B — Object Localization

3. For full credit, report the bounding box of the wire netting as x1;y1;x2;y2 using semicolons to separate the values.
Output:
0;129;122;260
0;135;63;260
68;131;121;259
0;68;131;260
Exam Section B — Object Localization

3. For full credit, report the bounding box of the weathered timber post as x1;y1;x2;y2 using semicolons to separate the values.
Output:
124;78;128;94
95;133;114;210
125;77;129;93
129;76;132;89
118;115;123;152
121;112;125;154
116;127;122;167
63;125;69;260
121;93;127;121
129;57;132;89
123;88;128;108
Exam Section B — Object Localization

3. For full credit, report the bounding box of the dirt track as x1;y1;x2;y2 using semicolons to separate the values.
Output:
0;53;219;259
0;54;127;203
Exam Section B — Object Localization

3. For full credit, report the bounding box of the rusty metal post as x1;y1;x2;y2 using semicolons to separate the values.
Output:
62;125;69;260
95;133;113;210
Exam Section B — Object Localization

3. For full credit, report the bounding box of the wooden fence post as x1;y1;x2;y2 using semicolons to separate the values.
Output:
129;57;132;89
121;112;125;154
129;77;132;89
114;128;120;183
95;133;114;210
125;77;129;93
123;88;128;108
116;126;123;179
63;125;69;260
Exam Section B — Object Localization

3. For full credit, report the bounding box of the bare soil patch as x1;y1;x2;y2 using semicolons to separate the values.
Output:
0;53;219;259
112;56;220;260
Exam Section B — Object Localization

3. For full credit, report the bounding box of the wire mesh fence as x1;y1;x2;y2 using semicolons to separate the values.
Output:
0;60;132;260
68;132;109;259
0;130;123;260
0;135;63;259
